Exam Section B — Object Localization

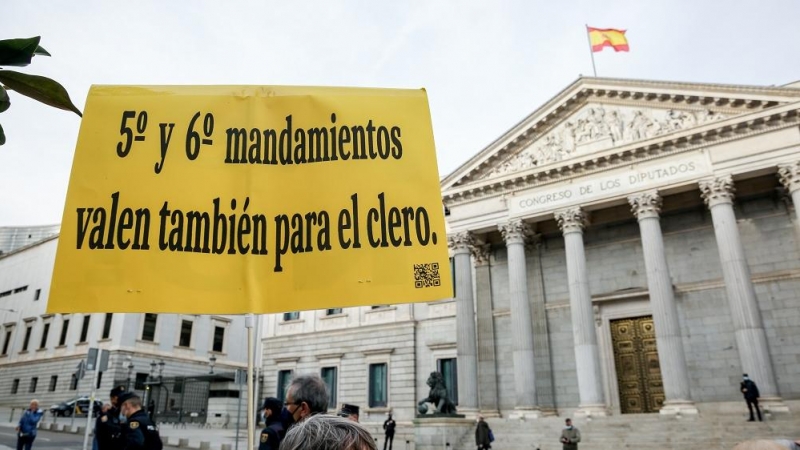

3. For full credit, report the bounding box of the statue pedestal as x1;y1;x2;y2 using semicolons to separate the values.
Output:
413;416;473;450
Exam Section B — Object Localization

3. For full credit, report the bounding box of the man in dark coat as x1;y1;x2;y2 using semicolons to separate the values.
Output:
96;385;126;450
382;413;396;450
119;392;163;450
475;415;490;450
740;373;762;422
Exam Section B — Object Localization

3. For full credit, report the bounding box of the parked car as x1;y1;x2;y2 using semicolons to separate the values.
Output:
49;397;103;417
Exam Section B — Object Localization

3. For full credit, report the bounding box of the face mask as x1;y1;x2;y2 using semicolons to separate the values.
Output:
280;407;295;427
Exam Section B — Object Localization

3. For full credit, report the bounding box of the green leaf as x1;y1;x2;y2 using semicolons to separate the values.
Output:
0;86;8;113
34;46;51;57
0;70;82;117
0;123;5;145
0;36;45;67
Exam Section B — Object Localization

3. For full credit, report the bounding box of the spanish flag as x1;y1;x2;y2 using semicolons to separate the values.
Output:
587;27;629;52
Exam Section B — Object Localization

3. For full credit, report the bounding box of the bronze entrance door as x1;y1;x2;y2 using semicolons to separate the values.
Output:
610;315;665;414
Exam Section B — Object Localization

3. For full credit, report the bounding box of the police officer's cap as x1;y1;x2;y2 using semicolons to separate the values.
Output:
117;392;140;405
110;385;126;398
338;403;359;416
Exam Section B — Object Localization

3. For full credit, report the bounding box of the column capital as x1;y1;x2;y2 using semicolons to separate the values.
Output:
778;161;800;194
699;176;735;207
555;207;588;234
472;243;492;266
628;190;663;220
447;231;475;255
499;219;533;245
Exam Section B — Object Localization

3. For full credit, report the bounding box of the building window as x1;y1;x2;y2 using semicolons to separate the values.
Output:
11;378;19;394
321;367;337;408
212;326;225;353
39;323;50;349
22;324;33;352
34;289;41;300
437;358;458;405
277;370;293;402
29;377;38;393
69;374;78;391
326;308;342;315
141;314;157;342
59;320;70;346
2;329;12;355
368;363;387;407
102;313;113;339
79;315;91;343
134;372;149;390
179;320;193;347
48;375;58;392
283;312;299;321
173;378;184;394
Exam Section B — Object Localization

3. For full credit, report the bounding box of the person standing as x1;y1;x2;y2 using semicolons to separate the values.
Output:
15;399;43;450
383;413;396;450
560;418;581;450
475;415;490;450
118;392;163;450
741;374;763;422
259;397;286;450
96;385;127;450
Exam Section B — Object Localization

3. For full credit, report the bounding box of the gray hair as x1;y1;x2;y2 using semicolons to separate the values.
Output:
287;374;329;414
282;414;377;450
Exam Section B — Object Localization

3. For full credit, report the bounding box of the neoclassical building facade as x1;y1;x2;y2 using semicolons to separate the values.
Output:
261;77;800;425
442;76;800;418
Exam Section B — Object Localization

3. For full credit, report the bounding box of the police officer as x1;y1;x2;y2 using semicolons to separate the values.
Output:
258;397;285;450
96;385;126;450
118;392;163;450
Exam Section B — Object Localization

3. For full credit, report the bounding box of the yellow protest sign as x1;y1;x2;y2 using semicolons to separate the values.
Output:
48;86;452;314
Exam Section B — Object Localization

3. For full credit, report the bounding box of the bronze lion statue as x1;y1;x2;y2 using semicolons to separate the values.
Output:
417;371;457;414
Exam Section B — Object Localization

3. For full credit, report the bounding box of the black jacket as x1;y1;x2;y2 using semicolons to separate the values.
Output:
741;379;760;400
95;407;121;450
258;418;285;450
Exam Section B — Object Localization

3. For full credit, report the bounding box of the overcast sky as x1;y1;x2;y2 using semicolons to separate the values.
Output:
2;1;800;226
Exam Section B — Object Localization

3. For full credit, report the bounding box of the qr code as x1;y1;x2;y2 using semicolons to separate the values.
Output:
414;262;441;288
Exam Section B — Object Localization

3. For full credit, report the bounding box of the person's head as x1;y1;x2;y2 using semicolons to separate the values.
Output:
743;373;750;381
281;414;377;450
565;418;572;428
101;403;112;414
338;404;359;422
117;393;142;418
261;397;282;423
476;414;484;423
110;385;126;408
29;399;39;411
285;374;329;424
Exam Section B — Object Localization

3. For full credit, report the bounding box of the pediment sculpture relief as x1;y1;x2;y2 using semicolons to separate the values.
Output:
484;105;727;178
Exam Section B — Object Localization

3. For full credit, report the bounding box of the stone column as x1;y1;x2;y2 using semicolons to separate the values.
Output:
473;243;500;417
448;231;479;413
554;207;607;417
499;220;540;418
628;191;697;415
778;161;800;222
698;177;787;412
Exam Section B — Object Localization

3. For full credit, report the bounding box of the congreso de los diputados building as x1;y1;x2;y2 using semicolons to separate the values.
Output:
260;76;800;444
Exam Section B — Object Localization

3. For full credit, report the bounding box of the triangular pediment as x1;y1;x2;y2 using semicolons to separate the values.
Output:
442;77;800;191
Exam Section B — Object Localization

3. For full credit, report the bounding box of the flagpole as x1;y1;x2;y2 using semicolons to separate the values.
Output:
585;25;598;77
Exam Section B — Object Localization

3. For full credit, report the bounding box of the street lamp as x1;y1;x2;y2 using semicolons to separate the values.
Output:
208;355;217;374
125;356;134;390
